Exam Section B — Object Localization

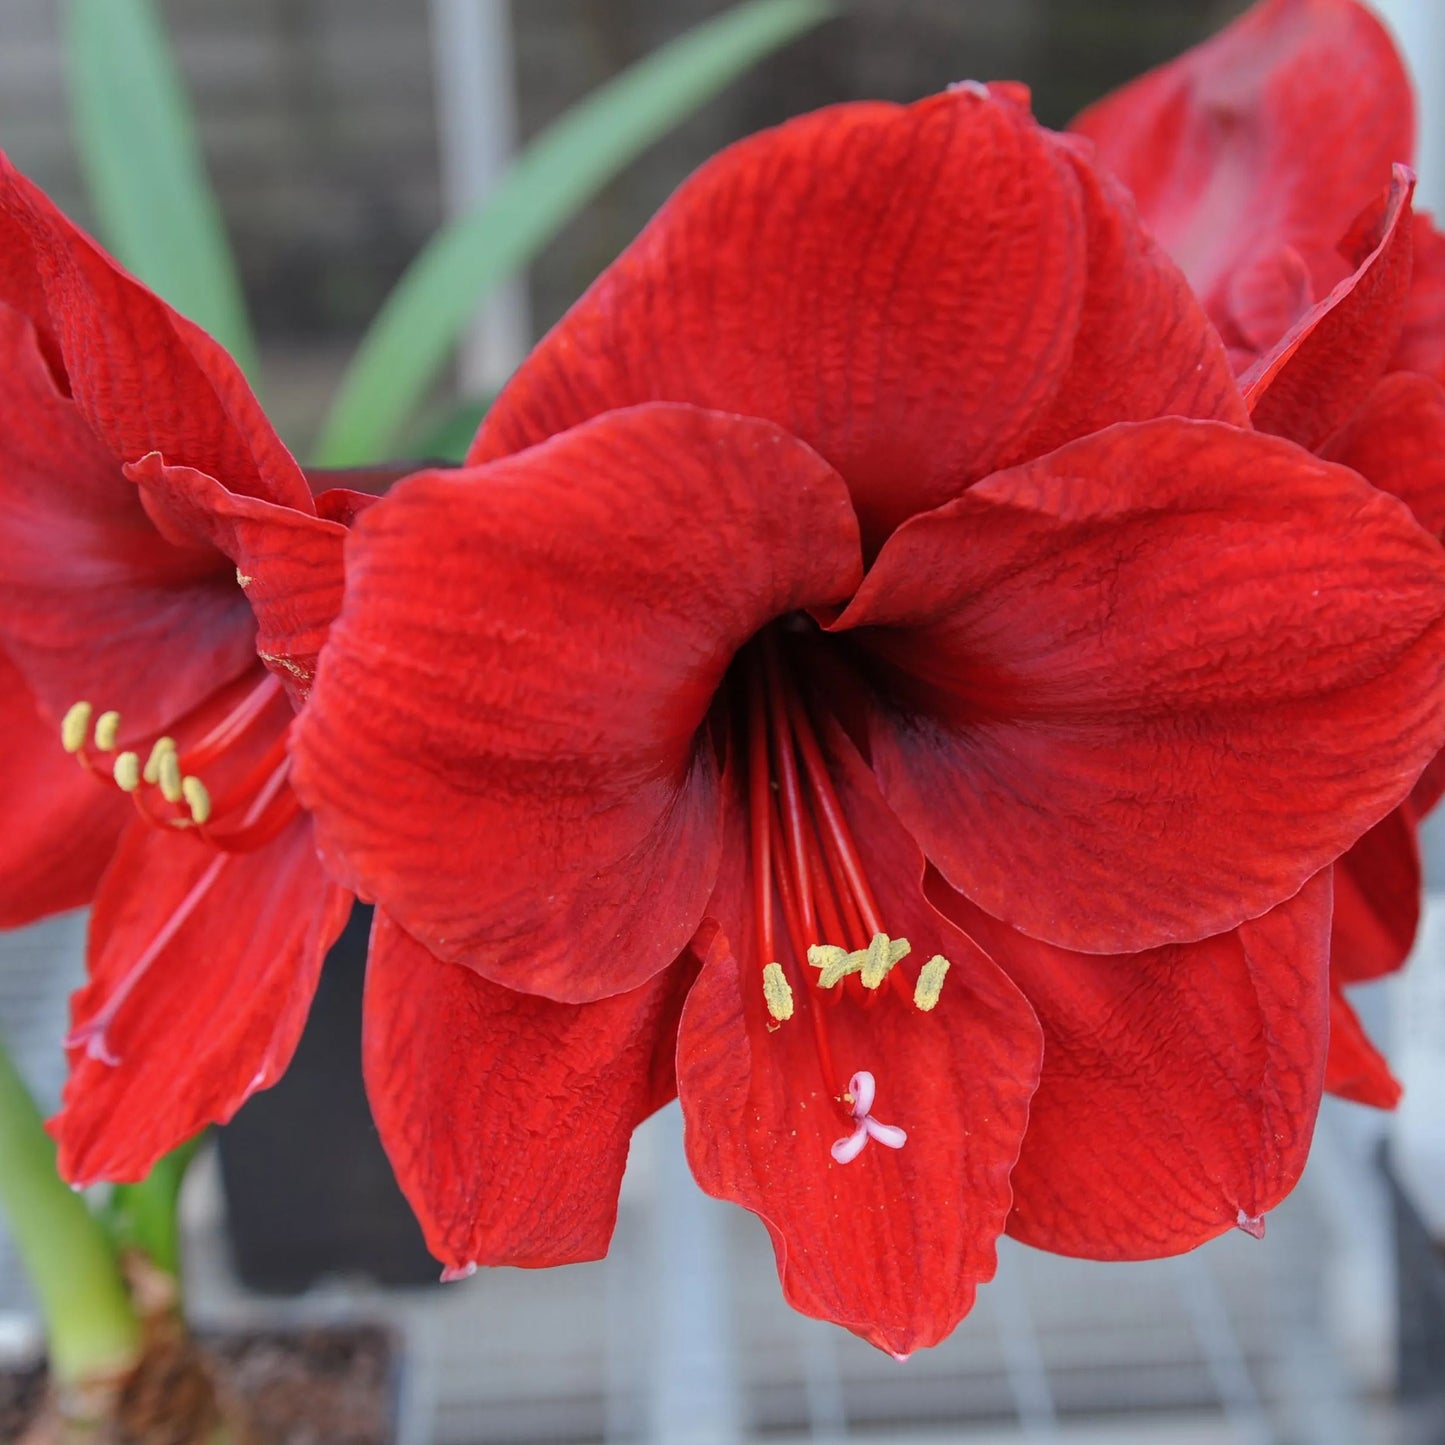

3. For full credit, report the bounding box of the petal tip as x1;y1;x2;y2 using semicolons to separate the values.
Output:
1236;1209;1266;1240
440;1261;479;1283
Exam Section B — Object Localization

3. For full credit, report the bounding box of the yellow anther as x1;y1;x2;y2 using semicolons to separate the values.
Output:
157;749;184;804
762;962;794;1022
181;776;212;825
808;933;910;990
807;943;855;989
60;701;92;754
142;737;176;785
93;710;121;752
914;955;951;1012
112;752;141;792
860;933;910;989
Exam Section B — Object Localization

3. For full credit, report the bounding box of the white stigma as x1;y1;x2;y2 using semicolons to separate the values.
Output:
830;1069;907;1164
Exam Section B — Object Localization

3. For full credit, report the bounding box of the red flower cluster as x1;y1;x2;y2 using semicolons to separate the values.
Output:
3;0;1443;1357
1073;0;1445;1107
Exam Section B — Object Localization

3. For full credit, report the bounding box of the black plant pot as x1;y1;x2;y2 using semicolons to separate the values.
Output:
217;903;437;1291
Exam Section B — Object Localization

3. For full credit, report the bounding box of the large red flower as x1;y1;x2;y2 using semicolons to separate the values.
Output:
1073;0;1445;1106
0;153;360;1179
291;87;1445;1353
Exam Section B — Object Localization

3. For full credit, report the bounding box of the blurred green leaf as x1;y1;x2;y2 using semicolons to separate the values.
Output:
66;0;258;377
410;394;494;464
314;0;833;466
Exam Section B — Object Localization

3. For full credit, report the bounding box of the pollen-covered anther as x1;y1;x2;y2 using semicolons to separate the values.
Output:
913;954;951;1012
808;933;909;989
60;701;93;754
860;932;909;989
142;736;176;786
157;748;184;804
762;962;794;1021
181;776;212;825
92;710;121;752
112;751;141;792
831;1069;907;1164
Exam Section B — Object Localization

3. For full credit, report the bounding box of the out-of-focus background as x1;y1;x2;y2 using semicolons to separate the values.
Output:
0;0;1260;445
3;1;1445;1442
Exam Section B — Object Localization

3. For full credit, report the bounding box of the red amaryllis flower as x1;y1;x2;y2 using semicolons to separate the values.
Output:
1073;0;1445;1106
0;153;363;1180
291;86;1445;1354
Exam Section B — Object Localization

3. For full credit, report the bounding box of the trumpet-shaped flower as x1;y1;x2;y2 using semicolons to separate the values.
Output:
0;154;360;1178
292;86;1445;1352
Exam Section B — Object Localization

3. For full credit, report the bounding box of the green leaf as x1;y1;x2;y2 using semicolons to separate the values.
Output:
314;0;833;466
409;394;494;464
65;0;259;377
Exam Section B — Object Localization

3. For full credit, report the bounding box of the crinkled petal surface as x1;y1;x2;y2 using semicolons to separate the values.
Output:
0;651;130;927
1331;808;1421;984
293;404;862;1003
126;454;351;701
1321;371;1445;539
364;911;694;1275
53;814;351;1183
472;87;1242;544
678;735;1042;1357
1071;0;1413;350
0;306;254;734
1017;877;1330;1251
930;872;1330;1258
0;153;308;508
1325;986;1402;1108
1244;170;1415;449
837;418;1445;954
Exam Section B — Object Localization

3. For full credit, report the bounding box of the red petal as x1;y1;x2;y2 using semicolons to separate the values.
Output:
839;418;1445;954
1321;370;1445;538
0;154;309;509
1395;210;1445;384
678;734;1042;1356
0;651;129;927
364;911;692;1274
472;88;1239;545
292;404;861;1002
1244;169;1415;450
1071;0;1413;350
1412;750;1445;816
931;872;1330;1259
1325;985;1402;1108
0;306;254;734
125;455;350;702
1331;807;1421;983
52;813;351;1184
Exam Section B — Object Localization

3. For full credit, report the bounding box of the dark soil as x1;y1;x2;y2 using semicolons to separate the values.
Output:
0;1324;396;1444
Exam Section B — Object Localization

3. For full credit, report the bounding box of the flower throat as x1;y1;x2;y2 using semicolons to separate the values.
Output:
743;629;951;1164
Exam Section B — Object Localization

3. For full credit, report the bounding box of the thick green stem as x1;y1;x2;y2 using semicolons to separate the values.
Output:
0;1035;141;1388
105;1133;204;1285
